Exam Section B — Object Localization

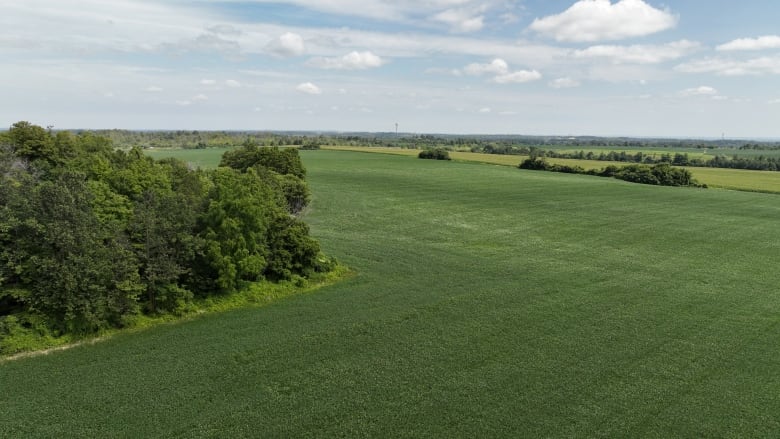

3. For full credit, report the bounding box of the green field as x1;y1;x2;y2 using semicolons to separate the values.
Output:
3;150;780;436
321;146;780;193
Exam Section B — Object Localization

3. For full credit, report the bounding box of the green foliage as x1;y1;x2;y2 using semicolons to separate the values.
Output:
270;172;311;215
529;147;780;172
520;157;584;174
7;121;55;163
219;142;311;214
609;163;698;187
519;157;549;170
521;158;702;187
418;148;451;160
0;313;71;354
197;168;277;291
0;122;327;351
264;215;320;280
220;142;306;178
3;172;143;333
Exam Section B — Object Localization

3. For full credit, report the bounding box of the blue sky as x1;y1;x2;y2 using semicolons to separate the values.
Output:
2;0;780;137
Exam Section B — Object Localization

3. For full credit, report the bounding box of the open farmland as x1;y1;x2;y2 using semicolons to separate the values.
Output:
320;145;780;193
3;150;780;437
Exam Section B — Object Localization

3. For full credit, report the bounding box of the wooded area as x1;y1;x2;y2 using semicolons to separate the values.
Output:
0;122;329;348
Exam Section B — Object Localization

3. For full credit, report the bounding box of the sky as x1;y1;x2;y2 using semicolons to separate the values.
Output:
2;0;780;138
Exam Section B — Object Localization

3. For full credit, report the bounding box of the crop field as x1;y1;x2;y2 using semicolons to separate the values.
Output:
322;145;780;193
148;145;780;194
680;167;780;193
3;150;780;437
323;145;633;168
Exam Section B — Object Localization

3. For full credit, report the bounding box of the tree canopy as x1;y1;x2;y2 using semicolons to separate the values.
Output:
0;122;326;347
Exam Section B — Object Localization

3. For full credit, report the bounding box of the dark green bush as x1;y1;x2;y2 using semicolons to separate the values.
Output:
418;148;451;161
519;155;702;188
518;157;549;170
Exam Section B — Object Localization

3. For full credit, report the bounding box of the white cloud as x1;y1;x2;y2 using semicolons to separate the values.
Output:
0;1;569;69
145;86;164;92
225;79;241;87
464;58;509;76
266;32;305;57
307;51;385;70
494;70;542;84
200;79;217;85
161;0;501;28
769;99;780;105
432;8;485;33
680;86;717;97
192;94;209;101
461;58;541;84
717;35;780;51
529;0;678;43
296;82;322;95
549;77;580;89
573;40;700;64
676;56;780;76
235;0;406;22
176;100;192;106
478;107;491;113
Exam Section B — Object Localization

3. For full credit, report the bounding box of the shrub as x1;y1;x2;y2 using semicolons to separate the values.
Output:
518;157;549;170
611;164;699;187
518;157;703;188
418;148;451;161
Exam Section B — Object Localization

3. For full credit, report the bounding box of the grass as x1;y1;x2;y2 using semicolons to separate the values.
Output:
3;150;780;437
149;145;780;194
680;166;780;193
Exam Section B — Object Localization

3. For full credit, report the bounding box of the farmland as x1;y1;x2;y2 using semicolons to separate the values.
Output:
3;150;780;436
315;145;780;193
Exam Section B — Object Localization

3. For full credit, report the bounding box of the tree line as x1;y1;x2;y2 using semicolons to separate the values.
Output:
519;158;703;188
527;149;780;172
0;122;331;348
86;129;780;153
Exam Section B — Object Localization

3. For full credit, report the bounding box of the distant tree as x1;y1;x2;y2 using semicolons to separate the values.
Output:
518;157;549;170
418;148;451;160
